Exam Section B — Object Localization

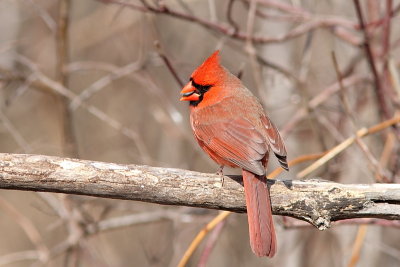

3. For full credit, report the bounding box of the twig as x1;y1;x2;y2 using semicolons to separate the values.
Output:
55;195;84;267
0;250;39;266
364;2;400;30
255;0;400;31
25;0;56;33
212;38;299;82
4;73;36;106
381;1;400;124
86;210;195;234
347;225;368;267
66;61;121;73
0;196;49;262
282;74;368;136
380;132;396;180
297;115;400;178
256;54;300;83
268;152;325;178
0;110;31;152
154;41;184;87
245;0;262;93
69;60;144;110
97;0;361;46
331;51;389;182
226;0;239;33
353;0;391;120
197;218;226;267
56;0;71;85
207;0;217;22
56;0;79;158
177;212;230;267
15;55;152;164
283;217;400;229
382;0;393;59
331;51;354;122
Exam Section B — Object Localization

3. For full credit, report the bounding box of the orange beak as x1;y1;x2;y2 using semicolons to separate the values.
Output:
180;82;200;101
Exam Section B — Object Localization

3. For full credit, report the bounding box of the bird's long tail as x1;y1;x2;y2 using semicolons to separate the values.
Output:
242;169;276;257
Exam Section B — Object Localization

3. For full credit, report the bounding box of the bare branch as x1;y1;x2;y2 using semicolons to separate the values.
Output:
97;0;361;46
15;55;152;164
0;153;399;230
0;250;39;266
353;0;392;120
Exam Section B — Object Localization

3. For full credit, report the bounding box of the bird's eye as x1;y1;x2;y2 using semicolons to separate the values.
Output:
191;79;211;94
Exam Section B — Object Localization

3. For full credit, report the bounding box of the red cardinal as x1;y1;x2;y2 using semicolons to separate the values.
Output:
180;51;288;257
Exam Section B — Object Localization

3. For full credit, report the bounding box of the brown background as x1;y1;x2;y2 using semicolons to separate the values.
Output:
0;0;399;266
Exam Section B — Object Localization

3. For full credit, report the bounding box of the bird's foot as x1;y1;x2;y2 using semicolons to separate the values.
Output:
216;165;225;186
216;165;224;176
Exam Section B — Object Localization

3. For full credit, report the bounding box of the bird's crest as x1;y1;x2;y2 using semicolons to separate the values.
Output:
191;50;225;86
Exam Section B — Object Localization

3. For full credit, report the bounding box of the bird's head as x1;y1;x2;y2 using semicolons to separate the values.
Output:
180;50;226;106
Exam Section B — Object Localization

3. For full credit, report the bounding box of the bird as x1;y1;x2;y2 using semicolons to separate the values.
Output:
180;50;288;257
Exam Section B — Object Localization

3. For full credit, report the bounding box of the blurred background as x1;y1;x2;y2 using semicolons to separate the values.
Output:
0;0;399;266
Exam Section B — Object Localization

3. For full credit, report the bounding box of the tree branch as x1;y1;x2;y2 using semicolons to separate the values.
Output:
0;153;399;230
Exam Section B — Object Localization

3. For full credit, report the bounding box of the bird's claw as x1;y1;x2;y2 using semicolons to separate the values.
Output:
216;165;225;186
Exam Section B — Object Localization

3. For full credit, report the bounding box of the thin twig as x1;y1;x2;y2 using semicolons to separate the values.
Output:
297;115;400;178
197;219;226;267
56;0;79;158
154;41;184;87
245;0;262;94
25;0;57;33
347;225;368;267
0;110;31;152
97;0;361;46
353;0;391;120
177;211;231;267
0;250;39;266
0;196;50;262
256;54;300;83
86;211;195;234
226;0;239;33
283;217;400;229
282;74;368;136
15;55;152;164
69;60;145;110
332;51;389;182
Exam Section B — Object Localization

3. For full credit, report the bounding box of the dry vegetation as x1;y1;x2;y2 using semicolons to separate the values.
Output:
0;0;399;266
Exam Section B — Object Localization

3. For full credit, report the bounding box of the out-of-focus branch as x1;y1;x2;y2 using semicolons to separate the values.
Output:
0;196;49;262
154;41;184;87
297;115;400;178
56;0;79;158
1;153;400;229
282;74;368;136
15;55;152;164
226;0;239;33
353;0;392;120
97;0;361;46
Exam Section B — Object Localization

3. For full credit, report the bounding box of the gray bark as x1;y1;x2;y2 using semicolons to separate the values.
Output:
0;153;399;229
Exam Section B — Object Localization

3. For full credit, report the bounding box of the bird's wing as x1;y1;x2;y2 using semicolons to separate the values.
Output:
261;115;289;170
194;117;269;176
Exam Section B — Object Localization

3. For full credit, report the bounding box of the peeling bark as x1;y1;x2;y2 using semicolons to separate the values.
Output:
0;153;399;229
